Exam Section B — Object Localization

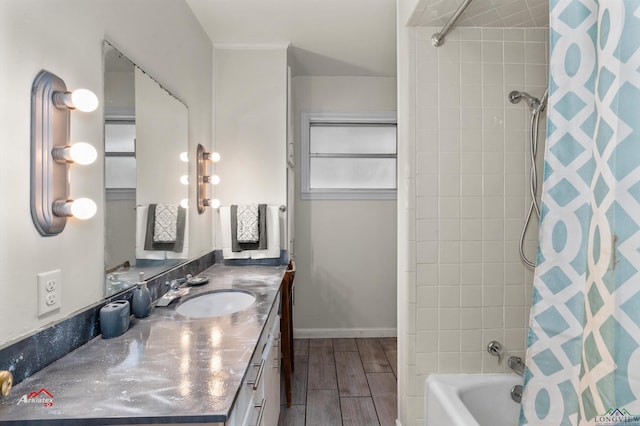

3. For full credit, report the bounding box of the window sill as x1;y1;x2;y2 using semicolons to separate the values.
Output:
301;189;397;200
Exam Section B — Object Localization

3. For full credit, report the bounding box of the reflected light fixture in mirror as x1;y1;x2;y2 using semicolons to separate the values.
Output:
31;70;98;236
196;143;221;214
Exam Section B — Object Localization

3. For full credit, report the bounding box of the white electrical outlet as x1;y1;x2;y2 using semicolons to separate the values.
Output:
38;269;62;316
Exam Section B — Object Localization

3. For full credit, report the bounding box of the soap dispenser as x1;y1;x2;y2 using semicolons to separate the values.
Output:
132;272;152;318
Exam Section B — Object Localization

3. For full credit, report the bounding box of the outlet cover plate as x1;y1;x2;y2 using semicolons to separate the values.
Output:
38;269;62;316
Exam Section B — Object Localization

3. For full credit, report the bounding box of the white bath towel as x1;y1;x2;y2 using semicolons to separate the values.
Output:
250;205;280;259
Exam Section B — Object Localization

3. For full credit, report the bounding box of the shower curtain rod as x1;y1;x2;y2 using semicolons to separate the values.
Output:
431;0;473;47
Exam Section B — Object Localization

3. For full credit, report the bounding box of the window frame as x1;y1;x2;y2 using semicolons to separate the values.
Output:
300;112;397;200
105;119;136;201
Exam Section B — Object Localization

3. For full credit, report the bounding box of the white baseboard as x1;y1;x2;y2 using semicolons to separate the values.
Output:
294;328;397;339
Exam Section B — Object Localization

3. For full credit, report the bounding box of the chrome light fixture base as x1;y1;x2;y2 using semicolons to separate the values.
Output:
197;143;208;214
31;70;70;236
31;70;97;235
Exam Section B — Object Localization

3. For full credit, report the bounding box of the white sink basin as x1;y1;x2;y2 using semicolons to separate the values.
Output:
176;290;256;318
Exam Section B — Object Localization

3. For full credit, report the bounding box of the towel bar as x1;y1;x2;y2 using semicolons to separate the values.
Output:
215;204;286;212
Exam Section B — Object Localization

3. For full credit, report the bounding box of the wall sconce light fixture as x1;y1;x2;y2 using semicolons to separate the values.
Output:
204;151;221;163
31;70;98;236
197;144;221;214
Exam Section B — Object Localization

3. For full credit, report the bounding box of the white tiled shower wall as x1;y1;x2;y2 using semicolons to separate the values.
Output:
403;27;549;425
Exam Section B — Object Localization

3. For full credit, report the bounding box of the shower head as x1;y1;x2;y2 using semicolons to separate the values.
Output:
509;90;541;110
509;89;549;114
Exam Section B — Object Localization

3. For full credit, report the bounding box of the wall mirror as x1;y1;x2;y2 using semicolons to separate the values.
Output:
103;41;189;297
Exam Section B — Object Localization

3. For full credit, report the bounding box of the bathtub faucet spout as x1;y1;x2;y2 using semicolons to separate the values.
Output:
508;356;525;376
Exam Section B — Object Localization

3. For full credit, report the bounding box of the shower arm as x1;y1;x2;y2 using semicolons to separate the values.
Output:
431;0;473;47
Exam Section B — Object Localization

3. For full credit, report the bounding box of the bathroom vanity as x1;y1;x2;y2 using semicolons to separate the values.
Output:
0;264;285;425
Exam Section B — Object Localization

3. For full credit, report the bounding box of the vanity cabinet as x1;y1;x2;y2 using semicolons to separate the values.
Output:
261;313;281;426
227;298;281;426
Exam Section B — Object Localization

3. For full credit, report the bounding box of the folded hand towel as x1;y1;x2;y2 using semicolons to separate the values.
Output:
136;205;166;260
220;207;251;259
153;204;179;243
144;204;186;252
231;204;267;252
236;204;260;243
223;205;278;259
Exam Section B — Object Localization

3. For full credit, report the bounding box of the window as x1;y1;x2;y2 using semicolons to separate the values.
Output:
301;112;397;200
105;120;136;200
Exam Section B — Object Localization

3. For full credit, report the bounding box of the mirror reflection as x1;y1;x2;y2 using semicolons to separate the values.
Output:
103;41;189;297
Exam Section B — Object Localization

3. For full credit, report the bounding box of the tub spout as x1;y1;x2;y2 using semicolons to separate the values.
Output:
508;356;525;376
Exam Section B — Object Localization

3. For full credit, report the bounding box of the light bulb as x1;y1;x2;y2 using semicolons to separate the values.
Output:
53;88;98;112
210;175;221;185
180;199;189;209
68;143;97;165
52;143;97;165
210;198;221;209
70;89;99;112
70;198;97;220
179;152;189;162
206;152;221;162
180;175;189;185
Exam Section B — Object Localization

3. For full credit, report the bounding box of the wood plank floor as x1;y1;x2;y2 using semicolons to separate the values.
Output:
279;337;397;426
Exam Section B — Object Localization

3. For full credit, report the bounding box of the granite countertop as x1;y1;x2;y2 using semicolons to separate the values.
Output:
0;264;285;425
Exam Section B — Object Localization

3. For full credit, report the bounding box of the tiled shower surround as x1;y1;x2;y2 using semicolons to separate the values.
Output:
401;27;549;424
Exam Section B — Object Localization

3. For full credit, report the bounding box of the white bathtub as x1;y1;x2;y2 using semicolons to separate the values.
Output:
425;373;522;426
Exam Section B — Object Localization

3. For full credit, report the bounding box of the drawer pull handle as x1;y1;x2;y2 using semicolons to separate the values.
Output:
252;398;266;426
247;359;265;391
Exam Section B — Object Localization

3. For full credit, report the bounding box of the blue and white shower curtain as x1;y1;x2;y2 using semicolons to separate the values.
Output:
522;1;640;425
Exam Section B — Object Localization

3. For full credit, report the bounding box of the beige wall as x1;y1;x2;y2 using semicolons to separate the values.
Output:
213;47;288;248
293;76;398;336
135;69;189;207
0;0;213;346
397;9;549;426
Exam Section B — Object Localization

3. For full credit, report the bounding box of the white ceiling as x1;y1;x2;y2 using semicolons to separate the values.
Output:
186;0;398;77
186;0;549;78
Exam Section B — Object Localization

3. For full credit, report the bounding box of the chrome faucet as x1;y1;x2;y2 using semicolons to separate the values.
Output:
166;274;191;290
156;274;192;307
508;356;526;376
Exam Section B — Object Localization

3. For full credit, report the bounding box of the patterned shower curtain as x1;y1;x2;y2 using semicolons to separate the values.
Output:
521;1;640;425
